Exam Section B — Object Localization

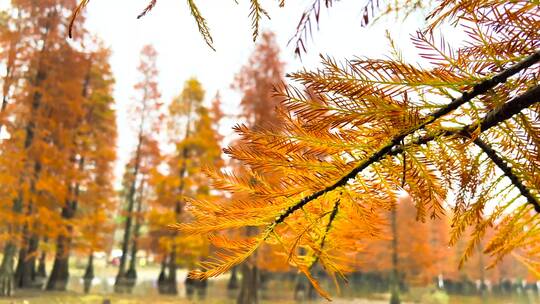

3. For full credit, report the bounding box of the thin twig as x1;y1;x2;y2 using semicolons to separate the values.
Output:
473;138;540;213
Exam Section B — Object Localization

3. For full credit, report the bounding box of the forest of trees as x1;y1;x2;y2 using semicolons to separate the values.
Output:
0;0;538;304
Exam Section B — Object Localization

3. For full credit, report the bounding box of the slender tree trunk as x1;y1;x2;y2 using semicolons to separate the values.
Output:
163;247;178;294
115;126;144;293
163;99;193;294
390;207;400;304
83;253;94;294
163;148;188;295
46;234;70;291
0;242;17;296
157;257;167;294
47;155;84;291
46;201;73;291
126;182;145;290
45;192;77;291
15;158;42;290
0;195;23;296
37;250;46;278
237;262;258;304
237;226;258;304
228;266;239;290
35;248;47;289
14;233;38;289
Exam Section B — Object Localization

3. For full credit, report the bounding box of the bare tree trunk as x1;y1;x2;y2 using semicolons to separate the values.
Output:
0;242;17;296
115;122;144;293
83;253;94;294
46;234;71;291
47;156;84;291
163;247;178;294
157;258;167;294
390;207;400;304
237;262;258;304
34;246;47;289
36;249;47;279
228;266;239;290
237;226;258;304
14;233;38;289
126;182;145;290
15;157;42;290
163;96;194;295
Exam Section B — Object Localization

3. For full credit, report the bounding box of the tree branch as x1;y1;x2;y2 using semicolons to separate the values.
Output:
270;50;540;227
391;83;540;153
390;84;540;212
310;198;340;268
473;138;540;213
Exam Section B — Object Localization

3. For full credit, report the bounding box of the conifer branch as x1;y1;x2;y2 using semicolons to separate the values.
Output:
391;84;540;212
310;198;340;268
271;50;540;227
391;83;540;154
423;49;540;130
473;138;540;213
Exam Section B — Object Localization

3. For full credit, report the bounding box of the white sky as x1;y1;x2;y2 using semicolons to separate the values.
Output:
82;0;427;187
0;0;473;209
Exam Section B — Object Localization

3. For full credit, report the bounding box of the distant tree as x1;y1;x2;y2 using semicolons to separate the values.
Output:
68;46;118;294
122;135;161;289
47;41;117;292
115;44;161;293
0;0;119;295
147;78;223;295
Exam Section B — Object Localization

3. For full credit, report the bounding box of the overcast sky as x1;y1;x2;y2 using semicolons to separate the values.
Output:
0;0;430;186
83;0;427;186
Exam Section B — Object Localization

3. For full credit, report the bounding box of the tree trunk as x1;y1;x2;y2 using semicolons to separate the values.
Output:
237;262;258;304
15;233;38;289
185;271;195;300
46;234;71;291
47;157;82;292
162;247;178;295
34;248;47;289
161;91;194;295
157;258;167;294
115;117;145;293
390;207;400;304
36;250;46;278
83;253;94;294
125;181;145;291
0;242;17;296
228;266;239;290
237;226;258;304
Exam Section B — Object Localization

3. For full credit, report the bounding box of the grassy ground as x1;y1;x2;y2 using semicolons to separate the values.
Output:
0;262;536;303
0;290;535;304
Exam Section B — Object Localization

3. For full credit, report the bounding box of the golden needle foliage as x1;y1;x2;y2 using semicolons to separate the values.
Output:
169;0;540;298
